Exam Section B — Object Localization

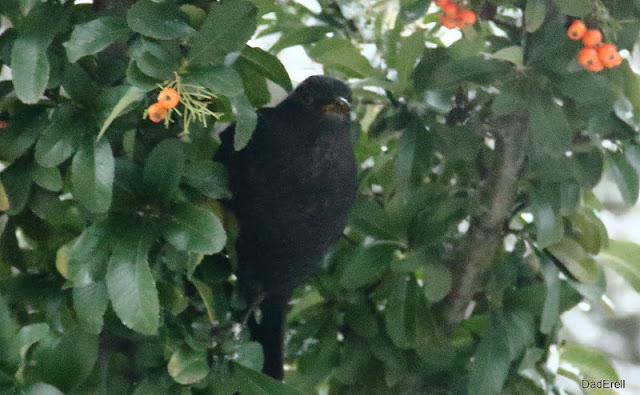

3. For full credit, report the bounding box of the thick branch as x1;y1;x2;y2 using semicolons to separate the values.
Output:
447;113;528;325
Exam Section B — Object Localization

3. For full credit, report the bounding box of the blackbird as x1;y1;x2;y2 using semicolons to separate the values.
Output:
215;75;358;379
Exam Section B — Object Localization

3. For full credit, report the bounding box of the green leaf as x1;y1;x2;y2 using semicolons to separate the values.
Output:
0;110;46;161
10;3;69;104
613;94;640;131
126;61;161;91
232;95;258;151
106;225;160;335
607;152;639;206
395;31;425;84
308;38;379;78
422;263;452;302
530;189;563;248
232;362;304;395
22;383;63;395
569;210;608;255
270;26;332;53
73;281;109;334
235;59;270;107
26;328;99;392
15;323;51;360
11;37;49;104
185;66;245;98
524;0;546;33
548;238;600;284
1;161;32;215
143;139;185;203
224;341;264;371
67;222;112;287
427;58;512;89
344;303;378;338
180;4;207;29
0;181;9;212
64;16;130;63
71;139;114;213
491;46;524;68
340;241;397;289
189;1;258;66
540;261;560;334
34;105;82;167
97;85;145;141
163;204;227;254
184;66;257;150
552;0;592;17
385;275;432;349
183;160;231;199
31;165;63;192
167;348;209;385
559;344;619;382
190;278;216;322
528;93;571;160
126;0;195;40
236;46;292;91
468;313;511;395
597;240;640;292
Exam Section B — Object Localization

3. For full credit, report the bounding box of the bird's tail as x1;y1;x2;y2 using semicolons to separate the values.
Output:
249;295;288;380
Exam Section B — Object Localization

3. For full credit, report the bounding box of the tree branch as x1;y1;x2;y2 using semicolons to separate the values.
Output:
446;113;528;325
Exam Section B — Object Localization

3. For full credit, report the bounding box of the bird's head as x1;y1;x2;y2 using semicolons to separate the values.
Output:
285;75;352;118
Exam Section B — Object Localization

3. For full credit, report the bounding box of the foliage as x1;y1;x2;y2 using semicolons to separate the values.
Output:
1;0;640;393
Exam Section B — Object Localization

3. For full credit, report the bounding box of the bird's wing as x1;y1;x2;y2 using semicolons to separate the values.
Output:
214;107;275;164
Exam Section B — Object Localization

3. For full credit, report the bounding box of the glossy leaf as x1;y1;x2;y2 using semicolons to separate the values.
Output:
167;349;209;385
553;0;592;17
236;46;292;91
73;281;109;334
607;152;639;206
189;1;258;66
308;38;379;78
64;17;130;63
97;85;145;141
143;139;185;204
106;225;159;335
126;0;195;40
34;106;81;167
340;241;397;289
548;238;600;284
1;162;32;216
468;313;511;395
597;240;640;292
559;344;619;383
525;0;546;33
163;204;227;254
71;139;114;213
182;160;231;199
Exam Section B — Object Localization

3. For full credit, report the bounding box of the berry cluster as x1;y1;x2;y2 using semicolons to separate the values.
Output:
148;88;180;123
436;0;476;30
568;20;622;72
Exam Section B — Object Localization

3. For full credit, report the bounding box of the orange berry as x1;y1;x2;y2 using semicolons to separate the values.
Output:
578;47;603;71
435;0;452;6
440;14;457;29
157;87;180;109
0;120;7;128
585;60;604;72
597;43;622;68
458;9;476;26
148;103;168;123
567;20;586;40
441;2;459;17
582;29;602;47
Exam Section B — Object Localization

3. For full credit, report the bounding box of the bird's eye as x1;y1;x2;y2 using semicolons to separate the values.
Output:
301;95;314;106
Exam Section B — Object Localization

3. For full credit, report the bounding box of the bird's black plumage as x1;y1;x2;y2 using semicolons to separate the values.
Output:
215;75;357;379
